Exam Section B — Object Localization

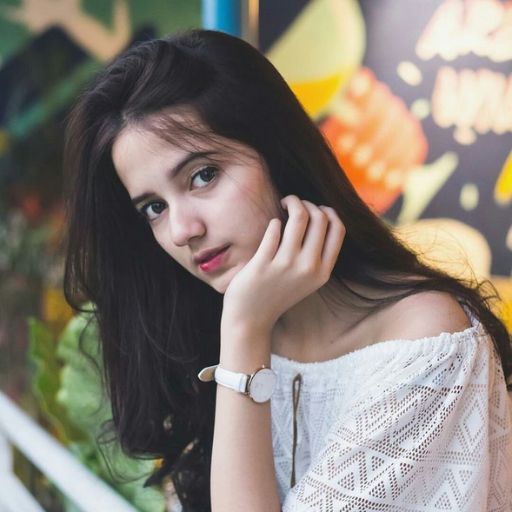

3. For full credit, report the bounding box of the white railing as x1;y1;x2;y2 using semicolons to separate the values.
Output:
0;391;137;512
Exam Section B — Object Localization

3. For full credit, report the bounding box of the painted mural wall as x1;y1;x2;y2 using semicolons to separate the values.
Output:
0;0;200;390
0;0;512;396
259;0;512;327
0;0;510;508
1;0;511;396
0;4;201;508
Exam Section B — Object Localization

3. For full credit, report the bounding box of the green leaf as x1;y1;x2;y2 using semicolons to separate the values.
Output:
27;317;87;443
96;443;166;512
54;309;167;512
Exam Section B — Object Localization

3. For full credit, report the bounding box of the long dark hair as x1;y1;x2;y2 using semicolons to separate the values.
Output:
63;29;512;511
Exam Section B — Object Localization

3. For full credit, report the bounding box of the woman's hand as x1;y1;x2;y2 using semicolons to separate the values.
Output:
221;195;346;335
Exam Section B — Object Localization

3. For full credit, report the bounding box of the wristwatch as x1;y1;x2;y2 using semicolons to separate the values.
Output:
197;364;277;403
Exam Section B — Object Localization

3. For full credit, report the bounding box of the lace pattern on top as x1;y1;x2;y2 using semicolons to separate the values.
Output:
270;313;512;511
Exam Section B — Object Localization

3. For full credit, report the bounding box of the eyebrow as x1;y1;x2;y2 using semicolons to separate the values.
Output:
130;151;218;208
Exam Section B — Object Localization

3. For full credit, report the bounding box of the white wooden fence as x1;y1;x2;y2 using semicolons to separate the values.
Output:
0;391;137;512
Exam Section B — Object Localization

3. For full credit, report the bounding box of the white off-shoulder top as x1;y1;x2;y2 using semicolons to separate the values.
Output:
270;306;512;511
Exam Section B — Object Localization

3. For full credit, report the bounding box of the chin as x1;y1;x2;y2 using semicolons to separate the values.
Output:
210;266;240;295
214;273;232;295
206;279;227;295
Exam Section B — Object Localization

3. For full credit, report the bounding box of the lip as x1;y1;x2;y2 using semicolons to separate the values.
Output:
197;246;230;273
193;245;230;265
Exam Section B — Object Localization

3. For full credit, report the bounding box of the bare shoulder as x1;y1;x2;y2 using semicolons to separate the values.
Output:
377;290;472;342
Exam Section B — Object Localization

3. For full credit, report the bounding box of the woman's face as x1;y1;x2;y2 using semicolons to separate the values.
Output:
112;123;282;294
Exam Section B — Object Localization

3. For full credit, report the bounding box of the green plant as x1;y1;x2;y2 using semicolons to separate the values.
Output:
28;310;167;512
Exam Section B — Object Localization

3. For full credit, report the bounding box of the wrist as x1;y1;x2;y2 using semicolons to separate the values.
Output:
219;323;272;372
220;314;274;340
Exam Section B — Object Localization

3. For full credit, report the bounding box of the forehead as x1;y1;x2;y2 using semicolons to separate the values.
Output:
113;111;205;163
113;110;260;170
112;124;186;173
111;113;266;194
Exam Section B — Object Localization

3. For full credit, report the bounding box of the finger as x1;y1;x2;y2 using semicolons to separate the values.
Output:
299;200;329;262
252;218;282;263
276;195;309;258
318;206;346;269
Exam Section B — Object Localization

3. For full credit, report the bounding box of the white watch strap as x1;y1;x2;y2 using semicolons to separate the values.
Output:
215;366;249;393
197;364;276;403
197;364;249;393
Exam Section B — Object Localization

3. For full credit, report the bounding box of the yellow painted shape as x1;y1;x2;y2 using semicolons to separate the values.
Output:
393;218;491;282
0;130;9;154
42;287;74;334
267;0;365;117
490;276;512;334
394;218;512;332
495;150;512;205
290;69;352;118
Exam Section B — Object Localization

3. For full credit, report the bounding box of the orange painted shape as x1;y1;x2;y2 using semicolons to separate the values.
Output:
320;67;428;214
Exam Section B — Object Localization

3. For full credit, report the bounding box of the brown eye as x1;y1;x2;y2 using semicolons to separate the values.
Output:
191;165;219;188
140;201;166;221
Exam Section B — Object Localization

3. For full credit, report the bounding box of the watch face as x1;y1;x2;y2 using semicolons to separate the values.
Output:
249;368;277;403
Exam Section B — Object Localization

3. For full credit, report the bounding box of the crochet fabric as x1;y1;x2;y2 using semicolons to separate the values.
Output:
270;313;512;511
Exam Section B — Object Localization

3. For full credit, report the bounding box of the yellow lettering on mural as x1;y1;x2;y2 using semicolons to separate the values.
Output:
460;183;480;210
432;67;459;128
417;0;512;62
410;99;431;120
397;61;423;86
432;66;512;143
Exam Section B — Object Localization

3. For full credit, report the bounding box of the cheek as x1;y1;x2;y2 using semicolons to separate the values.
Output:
152;229;183;264
230;203;276;252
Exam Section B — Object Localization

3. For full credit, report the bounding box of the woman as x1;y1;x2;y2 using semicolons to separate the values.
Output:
63;29;512;511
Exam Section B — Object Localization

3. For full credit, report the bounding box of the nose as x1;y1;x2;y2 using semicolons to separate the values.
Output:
168;201;206;247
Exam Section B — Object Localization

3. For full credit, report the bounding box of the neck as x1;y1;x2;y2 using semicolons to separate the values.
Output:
270;279;374;360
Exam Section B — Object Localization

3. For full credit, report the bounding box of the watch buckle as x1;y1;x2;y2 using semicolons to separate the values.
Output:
197;364;218;382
